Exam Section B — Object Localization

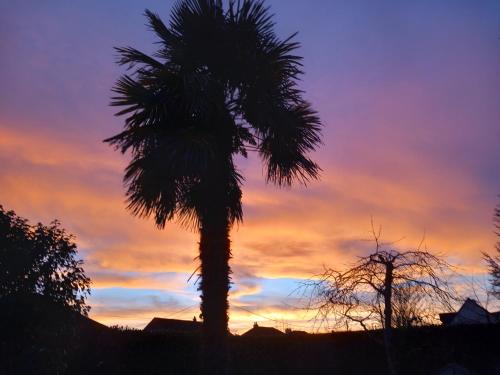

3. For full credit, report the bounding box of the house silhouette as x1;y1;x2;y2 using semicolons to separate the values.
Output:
241;322;284;337
143;317;201;334
439;298;500;326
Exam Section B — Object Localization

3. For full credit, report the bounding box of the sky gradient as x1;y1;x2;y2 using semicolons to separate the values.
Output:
1;0;500;332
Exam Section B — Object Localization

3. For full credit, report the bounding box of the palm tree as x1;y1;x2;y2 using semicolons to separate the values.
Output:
105;0;321;373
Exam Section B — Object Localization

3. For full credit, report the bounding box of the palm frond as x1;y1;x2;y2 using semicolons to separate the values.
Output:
145;9;173;43
121;127;223;228
229;0;274;39
245;96;322;186
114;46;163;71
234;7;321;186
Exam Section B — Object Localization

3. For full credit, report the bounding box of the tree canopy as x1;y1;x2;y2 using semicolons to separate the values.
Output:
0;205;91;315
105;0;322;230
484;202;500;298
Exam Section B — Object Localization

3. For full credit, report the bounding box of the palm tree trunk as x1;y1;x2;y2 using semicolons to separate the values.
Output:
199;207;231;375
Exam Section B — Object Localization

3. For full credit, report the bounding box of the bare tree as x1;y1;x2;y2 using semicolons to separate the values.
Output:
306;227;455;375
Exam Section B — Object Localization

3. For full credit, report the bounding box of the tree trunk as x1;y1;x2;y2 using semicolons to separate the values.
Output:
199;207;231;375
383;263;397;375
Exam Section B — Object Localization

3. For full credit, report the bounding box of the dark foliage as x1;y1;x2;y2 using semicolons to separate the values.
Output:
0;205;90;315
484;202;500;298
0;294;108;375
2;310;500;375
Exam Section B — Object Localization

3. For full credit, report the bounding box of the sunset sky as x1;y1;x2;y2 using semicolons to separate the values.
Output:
1;0;500;332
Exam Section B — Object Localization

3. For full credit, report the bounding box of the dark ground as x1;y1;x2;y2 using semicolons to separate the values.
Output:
1;295;499;375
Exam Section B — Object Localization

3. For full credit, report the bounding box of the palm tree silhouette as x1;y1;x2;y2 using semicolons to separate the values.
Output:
105;1;321;373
